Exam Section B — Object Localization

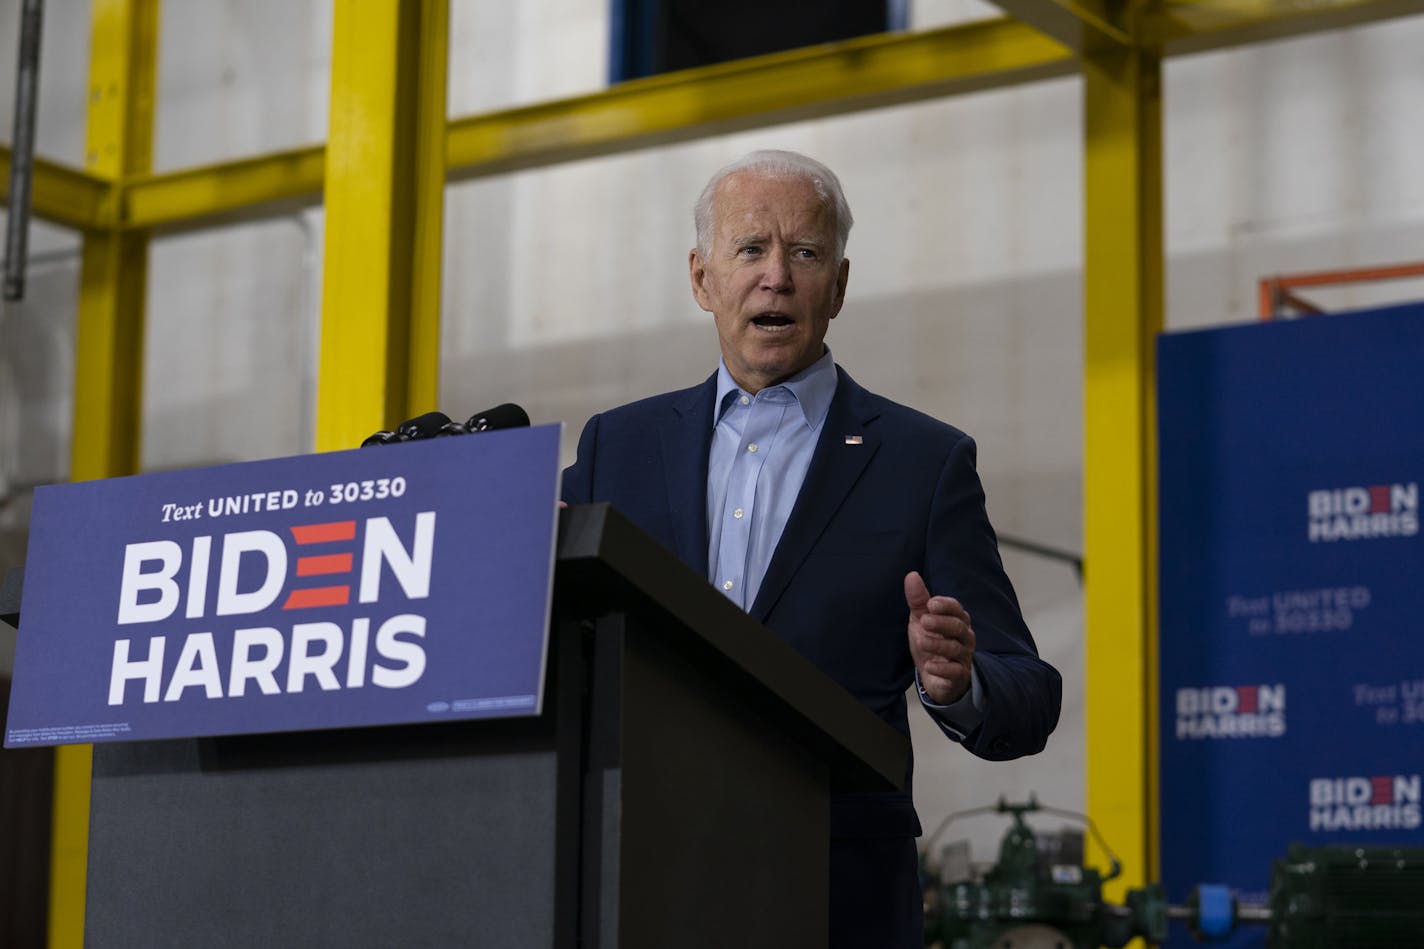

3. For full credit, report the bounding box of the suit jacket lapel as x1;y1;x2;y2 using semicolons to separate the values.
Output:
749;367;881;623
659;373;716;575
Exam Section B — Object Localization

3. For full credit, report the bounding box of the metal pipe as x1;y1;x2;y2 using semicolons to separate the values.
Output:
996;532;1084;580
4;0;45;301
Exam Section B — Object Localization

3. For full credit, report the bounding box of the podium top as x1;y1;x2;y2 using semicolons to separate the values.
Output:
556;502;908;793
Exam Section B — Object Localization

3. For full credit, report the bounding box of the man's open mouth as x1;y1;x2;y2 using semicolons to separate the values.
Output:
751;313;795;331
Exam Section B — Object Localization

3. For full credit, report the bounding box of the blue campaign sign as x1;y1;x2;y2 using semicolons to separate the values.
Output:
4;425;562;747
1158;303;1424;947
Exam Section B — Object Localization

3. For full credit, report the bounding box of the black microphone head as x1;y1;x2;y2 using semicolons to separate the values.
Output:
395;411;453;441
464;403;530;432
361;430;400;447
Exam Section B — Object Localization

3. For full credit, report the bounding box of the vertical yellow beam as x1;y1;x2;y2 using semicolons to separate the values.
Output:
1082;40;1162;899
317;0;448;450
407;0;449;414
53;2;159;947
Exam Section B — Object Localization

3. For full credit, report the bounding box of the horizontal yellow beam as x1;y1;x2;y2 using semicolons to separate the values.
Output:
120;144;324;232
0;147;114;231
16;3;1422;235
990;0;1133;52
94;18;1071;232
445;18;1073;180
1157;0;1422;53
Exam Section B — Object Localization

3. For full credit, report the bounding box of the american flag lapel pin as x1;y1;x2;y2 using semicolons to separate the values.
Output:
844;435;863;445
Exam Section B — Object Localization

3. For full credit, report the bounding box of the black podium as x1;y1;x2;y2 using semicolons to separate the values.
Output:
51;504;907;947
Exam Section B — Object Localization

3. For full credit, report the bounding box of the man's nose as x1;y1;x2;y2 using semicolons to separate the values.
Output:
760;250;793;292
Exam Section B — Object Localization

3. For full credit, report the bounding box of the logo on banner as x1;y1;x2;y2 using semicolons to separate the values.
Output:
1309;775;1422;831
1175;684;1286;740
1308;482;1419;542
109;513;435;707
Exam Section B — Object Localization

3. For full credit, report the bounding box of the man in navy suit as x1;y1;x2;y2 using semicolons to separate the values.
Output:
561;150;1061;947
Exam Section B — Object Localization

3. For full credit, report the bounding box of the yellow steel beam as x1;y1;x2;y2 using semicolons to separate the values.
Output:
0;147;114;231
317;0;448;451
1156;0;1422;53
989;0;1134;51
1082;41;1162;898
82;0;156;184
445;18;1073;180
55;2;160;947
405;0;448;414
11;4;1424;237
73;234;150;479
120;144;324;232
87;17;1072;236
47;747;93;949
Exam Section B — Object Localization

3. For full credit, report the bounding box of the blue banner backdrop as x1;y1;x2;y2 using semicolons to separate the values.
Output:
5;426;562;747
1158;302;1424;947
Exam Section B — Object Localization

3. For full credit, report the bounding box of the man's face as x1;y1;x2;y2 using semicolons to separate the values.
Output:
690;172;849;394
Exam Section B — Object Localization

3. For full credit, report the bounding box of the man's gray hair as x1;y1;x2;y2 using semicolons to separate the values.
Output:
693;149;854;261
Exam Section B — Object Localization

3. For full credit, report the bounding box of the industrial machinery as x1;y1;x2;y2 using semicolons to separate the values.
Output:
921;797;1167;948
921;798;1424;948
1197;842;1424;948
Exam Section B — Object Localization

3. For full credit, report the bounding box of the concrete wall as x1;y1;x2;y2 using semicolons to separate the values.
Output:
1;0;1421;868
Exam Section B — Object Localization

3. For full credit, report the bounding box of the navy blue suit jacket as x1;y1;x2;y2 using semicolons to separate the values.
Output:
561;366;1061;943
562;365;1060;825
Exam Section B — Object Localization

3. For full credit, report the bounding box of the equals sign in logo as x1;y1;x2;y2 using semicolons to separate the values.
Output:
282;520;357;609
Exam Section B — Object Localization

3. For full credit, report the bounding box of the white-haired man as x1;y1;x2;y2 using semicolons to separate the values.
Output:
563;150;1061;946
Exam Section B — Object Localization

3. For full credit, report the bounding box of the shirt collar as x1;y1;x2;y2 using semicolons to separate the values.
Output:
714;348;838;431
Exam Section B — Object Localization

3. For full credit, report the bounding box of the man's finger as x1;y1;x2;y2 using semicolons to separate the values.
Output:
921;656;967;679
922;634;965;659
925;595;970;621
918;608;966;641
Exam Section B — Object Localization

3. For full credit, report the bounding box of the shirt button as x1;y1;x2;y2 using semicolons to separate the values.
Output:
722;579;734;591
739;395;750;405
733;508;744;519
747;443;758;453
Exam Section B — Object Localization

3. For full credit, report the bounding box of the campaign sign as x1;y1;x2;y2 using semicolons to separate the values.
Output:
4;425;562;747
1158;303;1424;947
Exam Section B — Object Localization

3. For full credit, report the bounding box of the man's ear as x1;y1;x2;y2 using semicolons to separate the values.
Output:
689;249;713;313
830;256;850;319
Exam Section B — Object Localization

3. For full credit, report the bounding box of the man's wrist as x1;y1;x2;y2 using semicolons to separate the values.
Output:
915;666;984;737
916;671;968;708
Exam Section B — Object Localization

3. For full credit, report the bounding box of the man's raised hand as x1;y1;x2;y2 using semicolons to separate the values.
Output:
905;571;975;705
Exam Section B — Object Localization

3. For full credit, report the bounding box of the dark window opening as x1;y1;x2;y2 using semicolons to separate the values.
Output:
611;1;907;83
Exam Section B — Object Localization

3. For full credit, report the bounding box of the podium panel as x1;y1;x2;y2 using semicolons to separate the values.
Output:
88;722;565;946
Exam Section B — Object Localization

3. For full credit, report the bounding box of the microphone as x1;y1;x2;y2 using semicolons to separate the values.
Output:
361;411;452;447
361;404;529;447
461;403;530;433
398;411;454;439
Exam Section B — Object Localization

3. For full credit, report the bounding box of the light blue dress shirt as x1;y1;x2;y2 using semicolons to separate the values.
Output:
706;350;837;611
704;349;983;733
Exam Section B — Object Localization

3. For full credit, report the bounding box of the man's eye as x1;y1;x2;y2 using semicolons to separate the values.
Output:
738;245;762;256
794;248;818;259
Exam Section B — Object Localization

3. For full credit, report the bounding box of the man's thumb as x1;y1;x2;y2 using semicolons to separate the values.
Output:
904;571;931;613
